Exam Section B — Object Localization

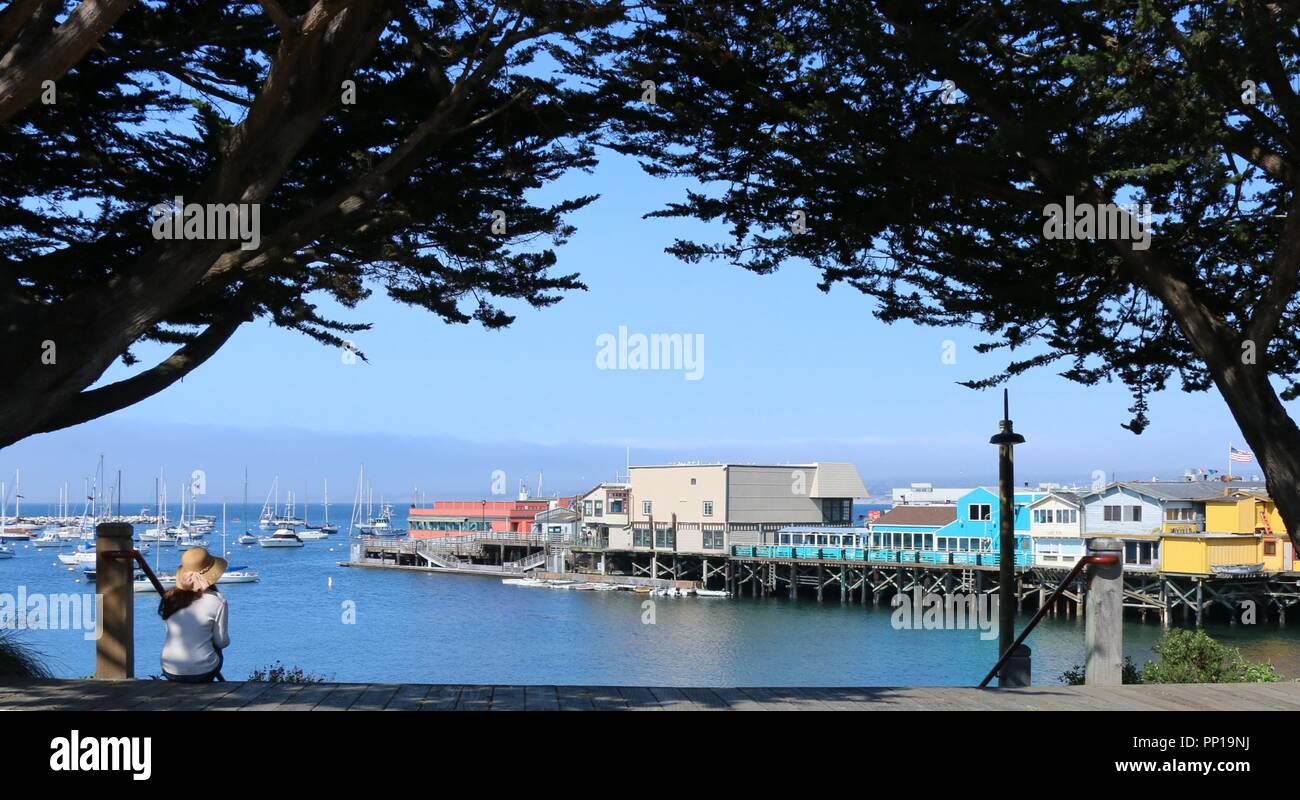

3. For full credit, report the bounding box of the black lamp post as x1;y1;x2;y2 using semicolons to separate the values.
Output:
989;389;1025;685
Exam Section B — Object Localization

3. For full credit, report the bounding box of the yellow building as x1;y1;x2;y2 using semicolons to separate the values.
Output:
1160;492;1292;575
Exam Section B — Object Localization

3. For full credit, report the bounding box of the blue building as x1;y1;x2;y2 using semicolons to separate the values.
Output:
928;487;1039;566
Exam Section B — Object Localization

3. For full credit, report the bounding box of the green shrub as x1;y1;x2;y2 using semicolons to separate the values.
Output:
247;661;327;684
1061;629;1281;685
0;630;52;679
1140;629;1280;684
1061;657;1140;685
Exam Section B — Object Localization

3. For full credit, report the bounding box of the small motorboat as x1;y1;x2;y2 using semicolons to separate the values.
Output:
237;532;258;545
694;588;730;597
502;578;546;587
32;532;66;548
219;566;260;584
134;571;176;593
0;543;14;559
258;528;304;548
296;529;329;540
57;546;97;566
632;585;652;594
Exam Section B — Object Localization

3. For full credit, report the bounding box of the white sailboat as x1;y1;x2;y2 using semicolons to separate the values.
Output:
0;492;13;558
139;476;176;546
238;468;258;545
320;478;339;534
258;476;278;529
0;472;37;539
218;502;259;583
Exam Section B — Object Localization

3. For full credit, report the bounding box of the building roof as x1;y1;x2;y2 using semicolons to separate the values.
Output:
873;505;958;527
807;462;869;499
536;508;579;522
1029;491;1080;508
1086;480;1268;503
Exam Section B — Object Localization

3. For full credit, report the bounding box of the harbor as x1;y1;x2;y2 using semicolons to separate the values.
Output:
4;456;1300;687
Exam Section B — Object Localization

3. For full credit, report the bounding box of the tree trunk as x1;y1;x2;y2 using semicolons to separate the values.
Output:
1210;361;1300;553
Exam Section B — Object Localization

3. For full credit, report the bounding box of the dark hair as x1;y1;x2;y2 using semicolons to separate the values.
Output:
158;585;219;620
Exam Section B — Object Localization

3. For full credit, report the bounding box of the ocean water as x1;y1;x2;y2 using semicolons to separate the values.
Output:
3;502;1299;685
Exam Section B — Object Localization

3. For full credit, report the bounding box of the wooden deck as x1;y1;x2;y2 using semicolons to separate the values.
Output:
3;679;1299;710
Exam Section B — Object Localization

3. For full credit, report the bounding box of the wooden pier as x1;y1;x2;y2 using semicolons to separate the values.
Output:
4;678;1298;711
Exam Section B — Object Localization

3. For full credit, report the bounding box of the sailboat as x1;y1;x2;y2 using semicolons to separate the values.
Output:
0;472;37;539
258;476;278;529
135;526;176;593
320;478;339;534
0;493;13;558
238;469;258;545
139;477;176;546
218;502;259;583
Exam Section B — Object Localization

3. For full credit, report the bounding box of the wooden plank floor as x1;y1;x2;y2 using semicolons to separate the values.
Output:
2;679;1298;710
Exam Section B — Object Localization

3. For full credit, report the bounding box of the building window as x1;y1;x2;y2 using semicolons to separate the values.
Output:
633;528;651;547
654;529;675;548
609;498;623;514
1125;506;1142;522
1265;541;1277;556
642;500;653;515
703;500;714;517
594;500;603;517
1104;505;1120;522
690;478;697;485
703;531;724;549
970;504;992;521
584;500;593;516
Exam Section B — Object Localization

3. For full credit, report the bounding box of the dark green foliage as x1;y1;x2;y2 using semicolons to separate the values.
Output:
0;629;52;679
247;660;327;684
1061;628;1280;684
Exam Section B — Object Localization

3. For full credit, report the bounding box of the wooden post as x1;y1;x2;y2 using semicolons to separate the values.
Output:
95;522;135;680
1084;537;1124;686
1195;579;1204;628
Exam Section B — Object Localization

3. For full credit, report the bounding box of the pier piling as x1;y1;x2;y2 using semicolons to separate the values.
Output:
1084;537;1124;686
95;523;135;680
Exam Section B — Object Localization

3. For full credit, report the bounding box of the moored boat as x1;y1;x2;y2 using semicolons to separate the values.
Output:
259;528;304;548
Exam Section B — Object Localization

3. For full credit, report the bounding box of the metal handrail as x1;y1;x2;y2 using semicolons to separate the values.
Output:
102;548;167;595
977;553;1119;689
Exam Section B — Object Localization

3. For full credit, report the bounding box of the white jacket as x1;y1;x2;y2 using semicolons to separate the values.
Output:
160;591;229;676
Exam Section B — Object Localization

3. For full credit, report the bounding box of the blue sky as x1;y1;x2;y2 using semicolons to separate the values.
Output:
0;151;1276;504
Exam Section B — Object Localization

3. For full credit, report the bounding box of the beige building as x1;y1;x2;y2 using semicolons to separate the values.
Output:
588;462;868;555
576;482;630;548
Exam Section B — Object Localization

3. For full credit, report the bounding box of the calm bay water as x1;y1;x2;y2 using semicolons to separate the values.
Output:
5;502;1300;685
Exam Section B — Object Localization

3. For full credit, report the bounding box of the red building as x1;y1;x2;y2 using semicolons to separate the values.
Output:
407;498;575;539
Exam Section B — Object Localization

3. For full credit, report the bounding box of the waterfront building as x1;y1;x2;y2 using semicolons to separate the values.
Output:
927;487;1038;565
407;499;554;538
890;483;972;506
1028;491;1084;568
532;507;580;542
568;461;868;581
1160;489;1294;575
575;482;630;549
616;462;869;553
867;505;956;551
1080;480;1266;571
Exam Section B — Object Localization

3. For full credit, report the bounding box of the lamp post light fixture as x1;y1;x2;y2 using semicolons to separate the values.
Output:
989;389;1027;687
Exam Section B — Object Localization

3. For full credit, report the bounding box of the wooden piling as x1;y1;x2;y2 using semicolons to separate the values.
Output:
1084;538;1124;686
95;523;135;680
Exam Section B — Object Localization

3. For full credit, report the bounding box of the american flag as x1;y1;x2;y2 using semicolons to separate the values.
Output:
1229;446;1254;463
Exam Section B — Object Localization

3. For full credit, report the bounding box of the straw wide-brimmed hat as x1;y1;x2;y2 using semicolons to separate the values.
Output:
177;547;227;586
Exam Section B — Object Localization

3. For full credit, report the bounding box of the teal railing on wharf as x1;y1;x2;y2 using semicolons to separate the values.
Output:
730;544;1033;568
